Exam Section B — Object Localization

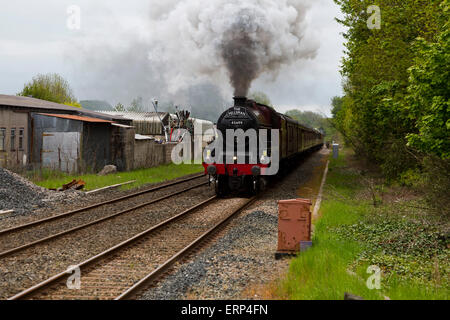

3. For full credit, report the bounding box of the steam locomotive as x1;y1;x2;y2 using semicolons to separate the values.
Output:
203;96;324;196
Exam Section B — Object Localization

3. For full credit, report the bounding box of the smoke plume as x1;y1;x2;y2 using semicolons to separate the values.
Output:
69;0;318;117
218;4;316;96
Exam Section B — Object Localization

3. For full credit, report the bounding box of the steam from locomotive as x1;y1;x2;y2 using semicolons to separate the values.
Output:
218;2;316;96
220;12;260;97
140;0;318;101
70;0;318;117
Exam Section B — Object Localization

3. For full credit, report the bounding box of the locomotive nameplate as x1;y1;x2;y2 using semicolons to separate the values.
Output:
225;107;247;119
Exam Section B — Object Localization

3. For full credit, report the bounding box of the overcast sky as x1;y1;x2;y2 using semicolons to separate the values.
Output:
0;0;346;116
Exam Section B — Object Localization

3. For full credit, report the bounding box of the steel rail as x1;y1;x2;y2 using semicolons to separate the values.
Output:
0;173;206;236
116;196;256;300
8;196;217;300
0;182;208;259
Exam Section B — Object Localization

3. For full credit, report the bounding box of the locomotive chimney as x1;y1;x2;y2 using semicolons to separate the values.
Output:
233;96;247;107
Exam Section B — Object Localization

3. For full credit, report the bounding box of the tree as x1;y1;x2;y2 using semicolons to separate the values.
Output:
80;100;113;111
114;103;126;112
285;110;323;129
18;73;78;106
249;91;272;107
64;101;82;109
285;109;339;141
333;0;446;177
331;96;343;119
406;18;450;160
128;97;144;112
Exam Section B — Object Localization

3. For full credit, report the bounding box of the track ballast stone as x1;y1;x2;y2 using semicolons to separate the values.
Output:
0;168;82;219
139;210;277;300
139;149;329;300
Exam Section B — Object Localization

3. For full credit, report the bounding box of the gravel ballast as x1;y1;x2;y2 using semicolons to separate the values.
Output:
0;172;204;230
0;184;215;299
140;148;330;300
139;210;279;300
0;168;82;219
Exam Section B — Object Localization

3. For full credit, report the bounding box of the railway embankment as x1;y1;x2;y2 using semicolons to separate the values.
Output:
276;149;449;300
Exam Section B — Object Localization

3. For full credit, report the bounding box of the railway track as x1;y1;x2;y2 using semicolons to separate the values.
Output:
0;174;208;258
8;196;256;300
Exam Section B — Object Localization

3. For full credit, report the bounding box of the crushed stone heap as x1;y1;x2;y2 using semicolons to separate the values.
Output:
0;168;51;215
0;168;82;217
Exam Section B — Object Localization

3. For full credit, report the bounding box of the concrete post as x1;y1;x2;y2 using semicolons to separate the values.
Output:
333;144;339;159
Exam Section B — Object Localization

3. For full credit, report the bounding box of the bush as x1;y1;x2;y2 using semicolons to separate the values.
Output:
18;73;78;105
421;156;450;216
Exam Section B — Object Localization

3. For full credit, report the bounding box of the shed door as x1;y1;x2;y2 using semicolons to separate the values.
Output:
42;132;80;173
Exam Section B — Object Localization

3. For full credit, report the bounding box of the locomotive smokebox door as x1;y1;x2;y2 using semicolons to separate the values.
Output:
276;199;312;257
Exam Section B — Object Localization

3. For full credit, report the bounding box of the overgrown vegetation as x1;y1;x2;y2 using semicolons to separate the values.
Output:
25;163;204;191
80;100;113;111
18;73;81;107
285;109;340;142
332;0;449;211
249;91;273;107
278;150;449;300
247;91;340;141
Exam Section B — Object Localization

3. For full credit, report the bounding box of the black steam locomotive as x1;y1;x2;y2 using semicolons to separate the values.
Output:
203;96;324;196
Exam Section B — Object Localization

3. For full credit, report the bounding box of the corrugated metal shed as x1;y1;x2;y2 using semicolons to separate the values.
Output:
97;111;169;135
32;113;112;173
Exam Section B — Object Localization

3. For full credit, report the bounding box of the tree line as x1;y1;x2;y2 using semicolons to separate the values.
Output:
332;0;449;212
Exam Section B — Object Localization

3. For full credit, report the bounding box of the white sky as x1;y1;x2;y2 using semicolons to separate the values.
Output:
0;0;346;116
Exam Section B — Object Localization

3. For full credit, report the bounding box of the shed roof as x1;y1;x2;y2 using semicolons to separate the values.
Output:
112;123;134;129
38;113;113;123
0;94;128;122
135;134;154;140
97;111;169;121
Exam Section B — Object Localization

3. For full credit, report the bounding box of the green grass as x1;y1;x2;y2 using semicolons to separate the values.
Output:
25;163;204;191
278;149;449;300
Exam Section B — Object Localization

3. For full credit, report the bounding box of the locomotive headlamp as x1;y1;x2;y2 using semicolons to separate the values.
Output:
233;156;238;161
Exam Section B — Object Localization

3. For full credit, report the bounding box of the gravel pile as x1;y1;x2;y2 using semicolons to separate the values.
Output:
0;168;82;219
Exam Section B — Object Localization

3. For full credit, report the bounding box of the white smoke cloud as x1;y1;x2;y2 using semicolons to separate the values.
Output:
147;0;318;96
70;0;319;116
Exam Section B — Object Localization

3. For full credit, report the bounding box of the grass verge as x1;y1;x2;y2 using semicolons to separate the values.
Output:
25;163;204;191
277;149;449;300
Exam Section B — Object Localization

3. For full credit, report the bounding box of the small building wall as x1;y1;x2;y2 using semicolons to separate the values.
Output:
82;123;112;172
134;140;177;169
0;108;29;169
111;125;135;171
